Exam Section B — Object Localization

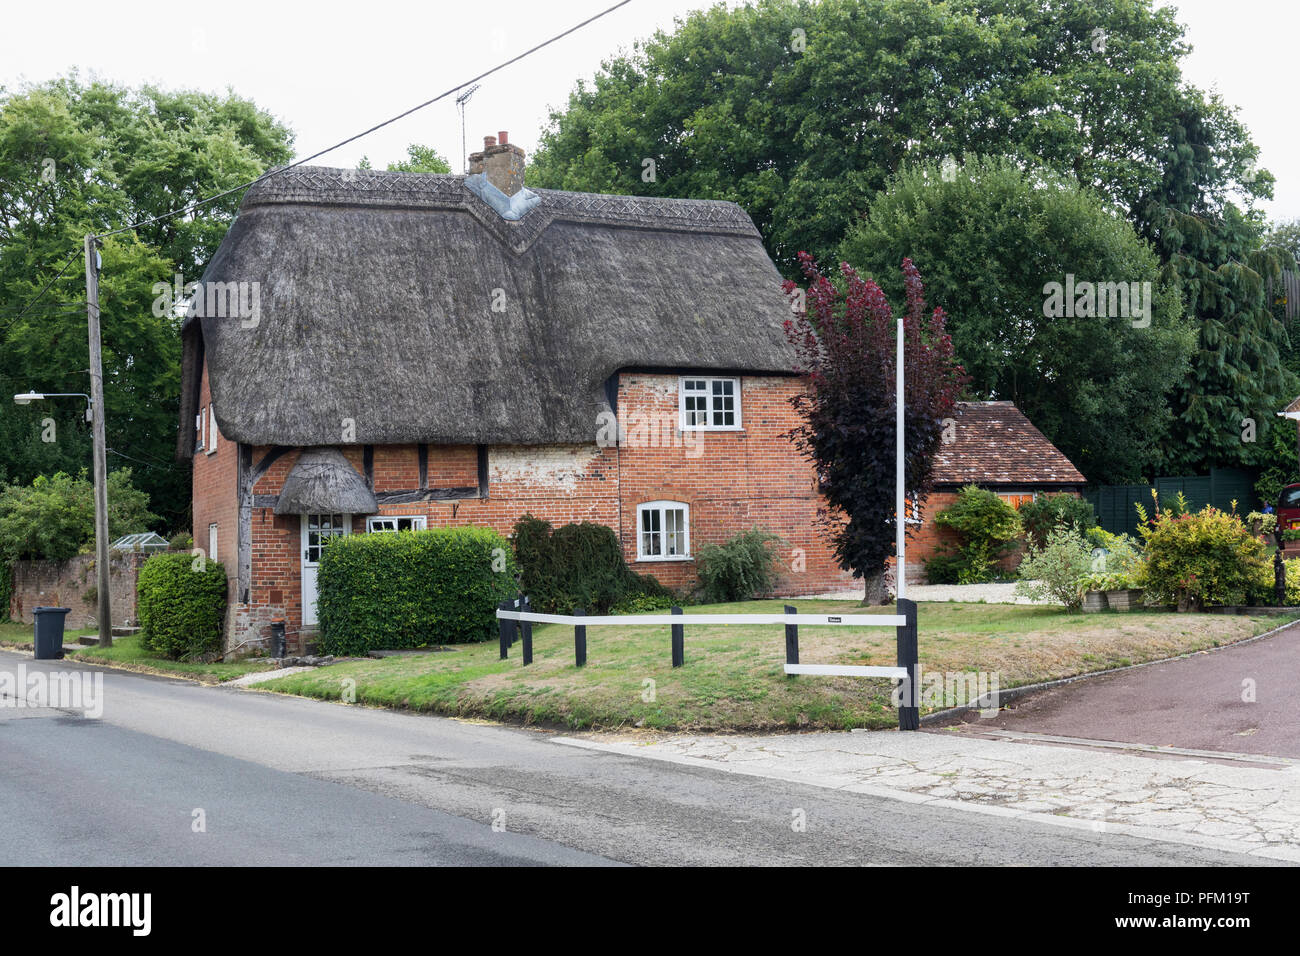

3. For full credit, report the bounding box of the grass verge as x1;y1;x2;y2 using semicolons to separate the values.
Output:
0;622;274;684
253;599;1297;732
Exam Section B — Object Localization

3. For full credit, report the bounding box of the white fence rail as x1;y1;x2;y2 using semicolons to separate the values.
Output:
494;596;921;730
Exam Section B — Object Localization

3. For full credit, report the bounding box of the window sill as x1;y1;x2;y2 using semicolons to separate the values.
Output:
680;426;743;433
635;554;693;563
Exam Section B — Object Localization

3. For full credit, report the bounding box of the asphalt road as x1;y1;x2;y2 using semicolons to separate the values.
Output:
941;620;1300;758
0;650;1278;866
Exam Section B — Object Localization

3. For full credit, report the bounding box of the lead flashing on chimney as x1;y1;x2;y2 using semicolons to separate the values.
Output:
464;174;542;221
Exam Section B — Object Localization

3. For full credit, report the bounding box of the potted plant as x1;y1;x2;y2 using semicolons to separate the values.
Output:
1103;570;1144;612
1247;511;1277;538
1078;572;1109;613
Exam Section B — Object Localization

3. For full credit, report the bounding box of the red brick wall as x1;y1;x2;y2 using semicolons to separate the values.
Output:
614;374;854;594
8;550;150;628
190;361;238;624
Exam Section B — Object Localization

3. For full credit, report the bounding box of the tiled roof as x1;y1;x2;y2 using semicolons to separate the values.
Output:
931;402;1085;486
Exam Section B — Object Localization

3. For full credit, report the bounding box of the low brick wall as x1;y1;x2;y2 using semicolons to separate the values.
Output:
8;551;152;629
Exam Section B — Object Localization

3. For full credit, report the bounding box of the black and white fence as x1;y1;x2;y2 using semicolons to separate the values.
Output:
495;596;920;730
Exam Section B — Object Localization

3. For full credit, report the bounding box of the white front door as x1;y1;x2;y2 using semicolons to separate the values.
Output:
301;513;349;627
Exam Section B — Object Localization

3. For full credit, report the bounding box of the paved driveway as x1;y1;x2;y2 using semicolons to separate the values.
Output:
941;620;1300;759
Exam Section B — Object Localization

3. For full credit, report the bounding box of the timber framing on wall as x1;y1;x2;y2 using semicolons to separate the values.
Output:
239;444;291;604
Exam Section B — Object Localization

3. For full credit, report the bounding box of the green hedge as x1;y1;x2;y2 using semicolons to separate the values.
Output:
137;552;228;659
317;526;517;655
512;515;673;613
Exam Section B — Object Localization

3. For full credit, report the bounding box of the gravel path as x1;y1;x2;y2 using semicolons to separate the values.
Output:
223;666;313;687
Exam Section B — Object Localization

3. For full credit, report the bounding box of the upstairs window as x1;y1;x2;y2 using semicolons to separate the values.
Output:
637;501;690;561
206;405;218;456
679;377;741;430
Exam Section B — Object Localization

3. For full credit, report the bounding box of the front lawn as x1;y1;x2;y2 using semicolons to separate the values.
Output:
255;599;1295;731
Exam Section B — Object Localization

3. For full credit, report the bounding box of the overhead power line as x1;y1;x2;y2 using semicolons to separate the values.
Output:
4;0;634;323
0;249;84;332
94;0;634;241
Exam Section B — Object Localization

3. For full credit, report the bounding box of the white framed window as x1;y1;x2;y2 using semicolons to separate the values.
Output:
206;405;218;456
195;407;206;453
679;376;741;430
637;501;690;561
208;523;218;561
366;515;428;533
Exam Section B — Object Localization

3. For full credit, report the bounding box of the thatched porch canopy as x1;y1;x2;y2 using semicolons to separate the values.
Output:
178;167;798;457
274;447;378;515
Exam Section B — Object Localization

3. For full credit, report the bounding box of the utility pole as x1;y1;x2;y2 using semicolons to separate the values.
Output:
84;234;112;648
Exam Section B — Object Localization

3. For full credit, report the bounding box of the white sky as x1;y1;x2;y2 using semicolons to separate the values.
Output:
1;0;1296;222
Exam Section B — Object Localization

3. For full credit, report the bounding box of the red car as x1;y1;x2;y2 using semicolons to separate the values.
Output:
1277;483;1300;530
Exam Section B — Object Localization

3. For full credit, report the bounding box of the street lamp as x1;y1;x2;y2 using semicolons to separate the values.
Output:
14;388;110;642
14;391;93;422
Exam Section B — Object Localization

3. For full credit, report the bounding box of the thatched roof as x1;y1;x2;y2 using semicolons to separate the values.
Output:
275;448;377;515
932;402;1085;487
178;166;798;455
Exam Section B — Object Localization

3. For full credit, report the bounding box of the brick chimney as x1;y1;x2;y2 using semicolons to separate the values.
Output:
468;130;525;196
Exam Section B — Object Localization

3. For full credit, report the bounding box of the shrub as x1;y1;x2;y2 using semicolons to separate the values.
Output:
1015;525;1093;609
1135;495;1267;609
1084;528;1143;589
168;532;193;551
511;515;671;613
694;527;783;602
922;547;965;585
0;469;155;563
1246;555;1300;605
137;552;228;659
933;485;1022;583
1018;493;1097;548
610;592;679;614
316;526;516;654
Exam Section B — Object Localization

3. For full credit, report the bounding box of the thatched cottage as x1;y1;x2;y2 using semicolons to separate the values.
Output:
179;132;862;651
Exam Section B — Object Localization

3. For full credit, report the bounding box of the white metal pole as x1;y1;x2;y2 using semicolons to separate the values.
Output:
895;315;906;601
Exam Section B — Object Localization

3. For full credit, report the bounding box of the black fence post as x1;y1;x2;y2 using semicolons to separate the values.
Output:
521;595;533;666
784;604;799;666
498;599;512;660
574;607;587;668
671;606;684;668
896;597;919;731
511;593;522;647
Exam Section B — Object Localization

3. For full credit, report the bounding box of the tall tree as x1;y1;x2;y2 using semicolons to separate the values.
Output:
785;254;966;602
528;0;1263;274
0;76;294;531
840;156;1194;483
359;144;453;174
1136;101;1294;475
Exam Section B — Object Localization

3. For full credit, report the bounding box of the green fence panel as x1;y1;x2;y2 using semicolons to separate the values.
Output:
1085;467;1260;535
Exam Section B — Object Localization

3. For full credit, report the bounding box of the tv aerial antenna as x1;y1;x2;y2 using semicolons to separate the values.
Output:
456;84;482;174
